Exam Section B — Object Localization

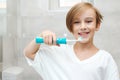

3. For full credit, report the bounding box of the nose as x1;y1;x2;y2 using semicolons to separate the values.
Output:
80;22;87;31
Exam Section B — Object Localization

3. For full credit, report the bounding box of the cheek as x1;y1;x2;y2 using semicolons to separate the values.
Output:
72;29;78;36
72;27;76;33
73;25;79;31
87;24;97;31
87;23;96;27
72;28;78;37
90;28;96;37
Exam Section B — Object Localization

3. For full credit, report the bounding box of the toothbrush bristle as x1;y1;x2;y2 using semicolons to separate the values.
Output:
78;37;83;41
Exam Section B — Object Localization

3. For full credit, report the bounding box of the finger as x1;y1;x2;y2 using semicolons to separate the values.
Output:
52;33;56;45
56;44;60;47
48;35;53;45
52;33;60;47
44;35;49;44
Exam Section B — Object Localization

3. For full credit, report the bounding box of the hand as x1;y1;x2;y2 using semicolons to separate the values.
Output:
39;30;59;46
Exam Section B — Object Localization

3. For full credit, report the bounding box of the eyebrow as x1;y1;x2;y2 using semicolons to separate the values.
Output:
85;17;94;20
73;17;94;21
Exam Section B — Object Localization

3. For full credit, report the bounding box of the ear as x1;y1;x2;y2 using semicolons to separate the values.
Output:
96;23;101;31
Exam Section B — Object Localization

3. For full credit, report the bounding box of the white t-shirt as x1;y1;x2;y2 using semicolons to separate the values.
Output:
25;44;120;80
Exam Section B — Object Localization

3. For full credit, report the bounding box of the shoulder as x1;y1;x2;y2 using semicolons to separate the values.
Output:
99;50;113;59
100;50;119;79
99;50;117;66
97;50;115;64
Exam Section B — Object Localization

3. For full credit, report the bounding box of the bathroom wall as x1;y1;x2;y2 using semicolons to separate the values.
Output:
0;0;6;79
0;37;2;80
2;0;120;80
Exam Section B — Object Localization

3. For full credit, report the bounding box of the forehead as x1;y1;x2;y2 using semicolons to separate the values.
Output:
74;8;96;20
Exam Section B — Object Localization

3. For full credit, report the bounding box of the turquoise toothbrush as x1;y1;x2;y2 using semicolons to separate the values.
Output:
35;37;83;44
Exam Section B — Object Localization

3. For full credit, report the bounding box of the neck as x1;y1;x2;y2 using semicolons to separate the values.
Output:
74;41;98;51
73;41;99;61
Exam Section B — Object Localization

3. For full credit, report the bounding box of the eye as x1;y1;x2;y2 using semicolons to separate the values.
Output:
86;20;92;23
74;21;80;24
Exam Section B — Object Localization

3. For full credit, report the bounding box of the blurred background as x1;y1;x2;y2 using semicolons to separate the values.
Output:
0;0;120;80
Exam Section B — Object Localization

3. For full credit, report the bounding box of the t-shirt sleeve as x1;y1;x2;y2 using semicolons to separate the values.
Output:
24;50;40;66
24;49;44;76
24;44;54;76
104;54;120;80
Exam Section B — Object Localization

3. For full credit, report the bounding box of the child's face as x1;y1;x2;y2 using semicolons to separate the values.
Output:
72;8;100;43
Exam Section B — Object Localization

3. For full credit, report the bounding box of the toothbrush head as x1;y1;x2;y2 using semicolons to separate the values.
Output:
78;37;83;41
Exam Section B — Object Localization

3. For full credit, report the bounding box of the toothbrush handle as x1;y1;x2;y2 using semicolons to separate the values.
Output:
35;37;67;44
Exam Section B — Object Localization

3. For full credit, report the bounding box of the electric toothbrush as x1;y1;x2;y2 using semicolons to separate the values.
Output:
35;37;83;44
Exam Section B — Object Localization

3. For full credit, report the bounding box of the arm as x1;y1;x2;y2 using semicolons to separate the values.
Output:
24;39;40;60
24;30;57;60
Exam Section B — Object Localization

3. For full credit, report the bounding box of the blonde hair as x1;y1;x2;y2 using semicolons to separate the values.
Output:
66;2;103;32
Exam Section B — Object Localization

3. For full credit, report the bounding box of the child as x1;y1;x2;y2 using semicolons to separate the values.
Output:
24;2;120;80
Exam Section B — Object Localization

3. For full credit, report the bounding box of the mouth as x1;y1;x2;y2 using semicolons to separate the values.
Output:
78;32;90;38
